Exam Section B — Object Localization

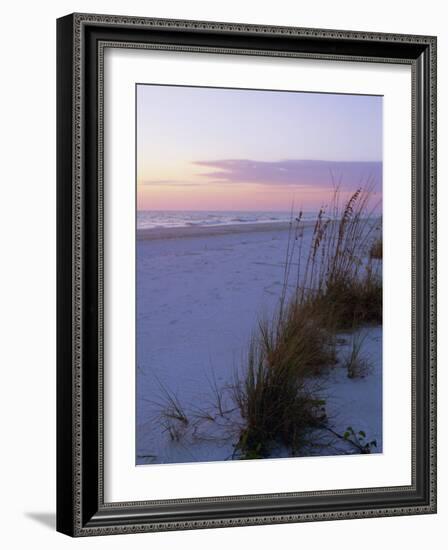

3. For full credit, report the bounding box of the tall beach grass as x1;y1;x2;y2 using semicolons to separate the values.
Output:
233;187;382;458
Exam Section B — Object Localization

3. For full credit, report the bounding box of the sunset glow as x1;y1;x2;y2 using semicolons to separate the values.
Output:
137;85;382;211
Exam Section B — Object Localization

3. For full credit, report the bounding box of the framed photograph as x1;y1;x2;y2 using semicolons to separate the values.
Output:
57;13;437;536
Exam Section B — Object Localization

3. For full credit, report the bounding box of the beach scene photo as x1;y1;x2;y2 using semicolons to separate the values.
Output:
136;84;383;465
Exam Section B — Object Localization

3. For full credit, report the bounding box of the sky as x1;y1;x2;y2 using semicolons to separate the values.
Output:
137;84;382;212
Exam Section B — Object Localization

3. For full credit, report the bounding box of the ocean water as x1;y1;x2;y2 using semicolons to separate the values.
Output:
137;210;319;230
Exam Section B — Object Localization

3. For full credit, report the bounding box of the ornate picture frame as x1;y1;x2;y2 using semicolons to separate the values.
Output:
57;13;437;537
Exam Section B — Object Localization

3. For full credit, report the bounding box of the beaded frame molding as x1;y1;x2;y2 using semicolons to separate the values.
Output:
56;13;437;537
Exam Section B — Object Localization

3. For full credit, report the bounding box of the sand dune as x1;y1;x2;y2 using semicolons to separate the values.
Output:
136;222;382;465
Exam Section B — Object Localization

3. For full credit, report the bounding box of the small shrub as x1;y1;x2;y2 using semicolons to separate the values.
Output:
343;426;377;453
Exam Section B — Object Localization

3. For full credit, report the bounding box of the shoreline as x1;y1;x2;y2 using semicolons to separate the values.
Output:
137;221;311;241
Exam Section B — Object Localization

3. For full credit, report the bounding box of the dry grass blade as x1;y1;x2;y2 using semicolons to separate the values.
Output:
369;237;383;259
343;331;372;379
152;376;190;442
232;184;382;458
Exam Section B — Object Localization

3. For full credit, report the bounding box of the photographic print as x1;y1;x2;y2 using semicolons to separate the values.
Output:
57;15;437;534
136;84;383;465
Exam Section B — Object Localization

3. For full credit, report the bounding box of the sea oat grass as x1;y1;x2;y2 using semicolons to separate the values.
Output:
232;338;327;458
343;332;372;379
369;238;383;259
232;301;332;458
233;187;382;458
309;270;382;330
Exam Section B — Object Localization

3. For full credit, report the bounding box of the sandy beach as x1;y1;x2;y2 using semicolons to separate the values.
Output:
137;221;293;241
136;221;382;464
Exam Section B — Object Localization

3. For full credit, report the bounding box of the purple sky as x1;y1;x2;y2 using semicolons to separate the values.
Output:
137;85;382;211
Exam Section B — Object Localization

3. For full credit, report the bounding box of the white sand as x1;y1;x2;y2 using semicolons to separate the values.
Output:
137;221;293;241
136;222;382;464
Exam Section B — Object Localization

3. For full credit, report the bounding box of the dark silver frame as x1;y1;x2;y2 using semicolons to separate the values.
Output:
57;13;437;537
